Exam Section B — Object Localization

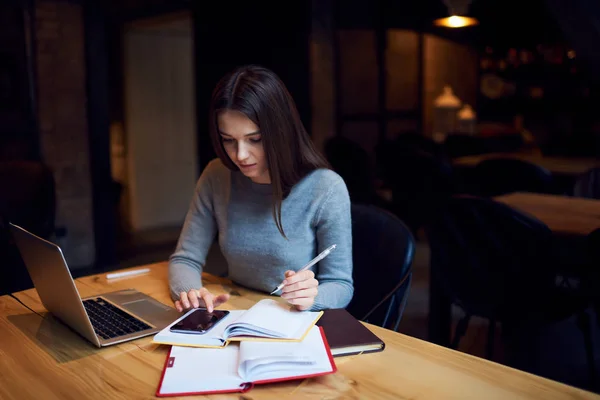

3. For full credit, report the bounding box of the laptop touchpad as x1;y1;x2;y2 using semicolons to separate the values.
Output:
121;298;172;318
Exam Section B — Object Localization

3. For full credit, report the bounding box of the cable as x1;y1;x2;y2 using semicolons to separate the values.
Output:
9;294;43;318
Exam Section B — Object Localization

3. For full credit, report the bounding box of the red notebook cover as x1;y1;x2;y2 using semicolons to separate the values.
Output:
155;326;336;397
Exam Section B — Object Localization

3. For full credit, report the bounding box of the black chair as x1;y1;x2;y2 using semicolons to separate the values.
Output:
324;136;378;205
574;167;600;199
0;160;56;294
346;204;415;331
588;228;600;273
484;134;525;154
443;134;488;158
472;158;554;197
377;132;442;164
443;134;525;159
426;195;595;387
386;149;459;235
585;228;600;327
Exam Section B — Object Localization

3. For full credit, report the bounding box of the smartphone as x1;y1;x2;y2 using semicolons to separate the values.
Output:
170;308;230;334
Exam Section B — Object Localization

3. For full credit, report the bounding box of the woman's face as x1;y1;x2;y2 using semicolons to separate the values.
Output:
217;109;270;184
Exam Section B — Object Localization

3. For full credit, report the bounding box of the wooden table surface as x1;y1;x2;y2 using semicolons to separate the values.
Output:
495;192;600;236
2;262;598;399
453;152;600;176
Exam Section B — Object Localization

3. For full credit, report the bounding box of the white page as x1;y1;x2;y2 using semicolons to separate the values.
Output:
153;310;246;347
237;326;334;381
158;345;244;395
237;337;315;378
224;299;320;339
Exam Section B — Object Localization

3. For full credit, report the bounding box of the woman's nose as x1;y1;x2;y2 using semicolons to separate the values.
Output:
237;143;249;160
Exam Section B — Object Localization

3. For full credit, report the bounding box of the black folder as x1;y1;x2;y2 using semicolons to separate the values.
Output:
316;308;385;357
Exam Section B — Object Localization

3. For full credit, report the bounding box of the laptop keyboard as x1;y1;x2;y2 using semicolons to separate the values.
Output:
83;298;152;340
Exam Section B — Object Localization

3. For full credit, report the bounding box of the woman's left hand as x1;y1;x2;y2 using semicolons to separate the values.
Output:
280;270;319;310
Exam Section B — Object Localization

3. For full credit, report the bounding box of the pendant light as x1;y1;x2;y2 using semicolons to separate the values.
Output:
433;0;479;28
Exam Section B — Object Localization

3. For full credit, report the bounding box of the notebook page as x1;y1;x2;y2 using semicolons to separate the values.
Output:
237;326;333;381
158;345;243;395
224;299;320;339
153;310;245;347
237;337;314;378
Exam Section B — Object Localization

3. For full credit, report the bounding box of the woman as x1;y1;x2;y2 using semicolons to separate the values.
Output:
169;65;353;313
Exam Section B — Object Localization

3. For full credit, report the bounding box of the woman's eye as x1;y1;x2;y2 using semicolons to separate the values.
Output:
221;137;234;144
249;137;262;143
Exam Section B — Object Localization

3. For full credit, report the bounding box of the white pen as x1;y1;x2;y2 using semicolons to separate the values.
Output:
270;244;337;295
106;268;150;280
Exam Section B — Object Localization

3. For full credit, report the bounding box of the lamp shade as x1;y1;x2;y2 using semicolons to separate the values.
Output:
434;0;479;28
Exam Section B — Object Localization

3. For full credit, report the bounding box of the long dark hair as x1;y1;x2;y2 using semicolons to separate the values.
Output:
209;65;330;238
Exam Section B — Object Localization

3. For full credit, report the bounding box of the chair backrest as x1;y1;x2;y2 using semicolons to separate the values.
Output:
376;134;443;181
443;134;525;159
584;228;600;316
0;160;56;294
483;134;525;154
387;149;458;233
425;195;555;320
589;228;600;264
443;134;488;158
324;136;376;205
346;204;415;330
472;158;554;197
573;167;600;199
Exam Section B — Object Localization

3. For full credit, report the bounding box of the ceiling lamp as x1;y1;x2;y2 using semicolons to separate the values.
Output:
433;0;479;28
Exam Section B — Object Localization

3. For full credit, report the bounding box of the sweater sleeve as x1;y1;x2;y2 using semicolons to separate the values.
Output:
310;179;354;310
168;163;218;301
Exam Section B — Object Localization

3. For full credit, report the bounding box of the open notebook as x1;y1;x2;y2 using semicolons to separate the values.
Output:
152;299;323;348
156;325;336;397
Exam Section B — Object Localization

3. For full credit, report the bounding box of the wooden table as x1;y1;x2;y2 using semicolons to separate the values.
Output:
1;262;598;399
495;192;600;236
453;152;600;176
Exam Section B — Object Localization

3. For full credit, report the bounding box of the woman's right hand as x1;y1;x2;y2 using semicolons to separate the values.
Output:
175;288;230;313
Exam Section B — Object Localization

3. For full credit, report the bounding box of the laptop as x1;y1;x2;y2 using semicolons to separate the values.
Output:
9;223;181;348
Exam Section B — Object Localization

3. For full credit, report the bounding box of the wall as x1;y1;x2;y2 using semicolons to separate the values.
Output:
192;1;311;172
310;0;336;152
35;0;95;268
423;34;478;137
123;14;198;232
335;29;422;156
337;29;379;156
386;30;420;139
0;2;35;156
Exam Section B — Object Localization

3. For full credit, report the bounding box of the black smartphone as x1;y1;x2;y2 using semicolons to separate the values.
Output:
170;308;230;334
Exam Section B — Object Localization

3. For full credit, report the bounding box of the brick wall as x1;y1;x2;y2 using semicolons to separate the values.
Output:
35;0;95;268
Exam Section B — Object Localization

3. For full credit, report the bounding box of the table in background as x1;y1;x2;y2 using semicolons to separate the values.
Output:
1;262;598;399
453;153;600;177
495;192;600;236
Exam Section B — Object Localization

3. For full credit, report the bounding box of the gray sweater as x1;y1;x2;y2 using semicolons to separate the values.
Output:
168;158;354;311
